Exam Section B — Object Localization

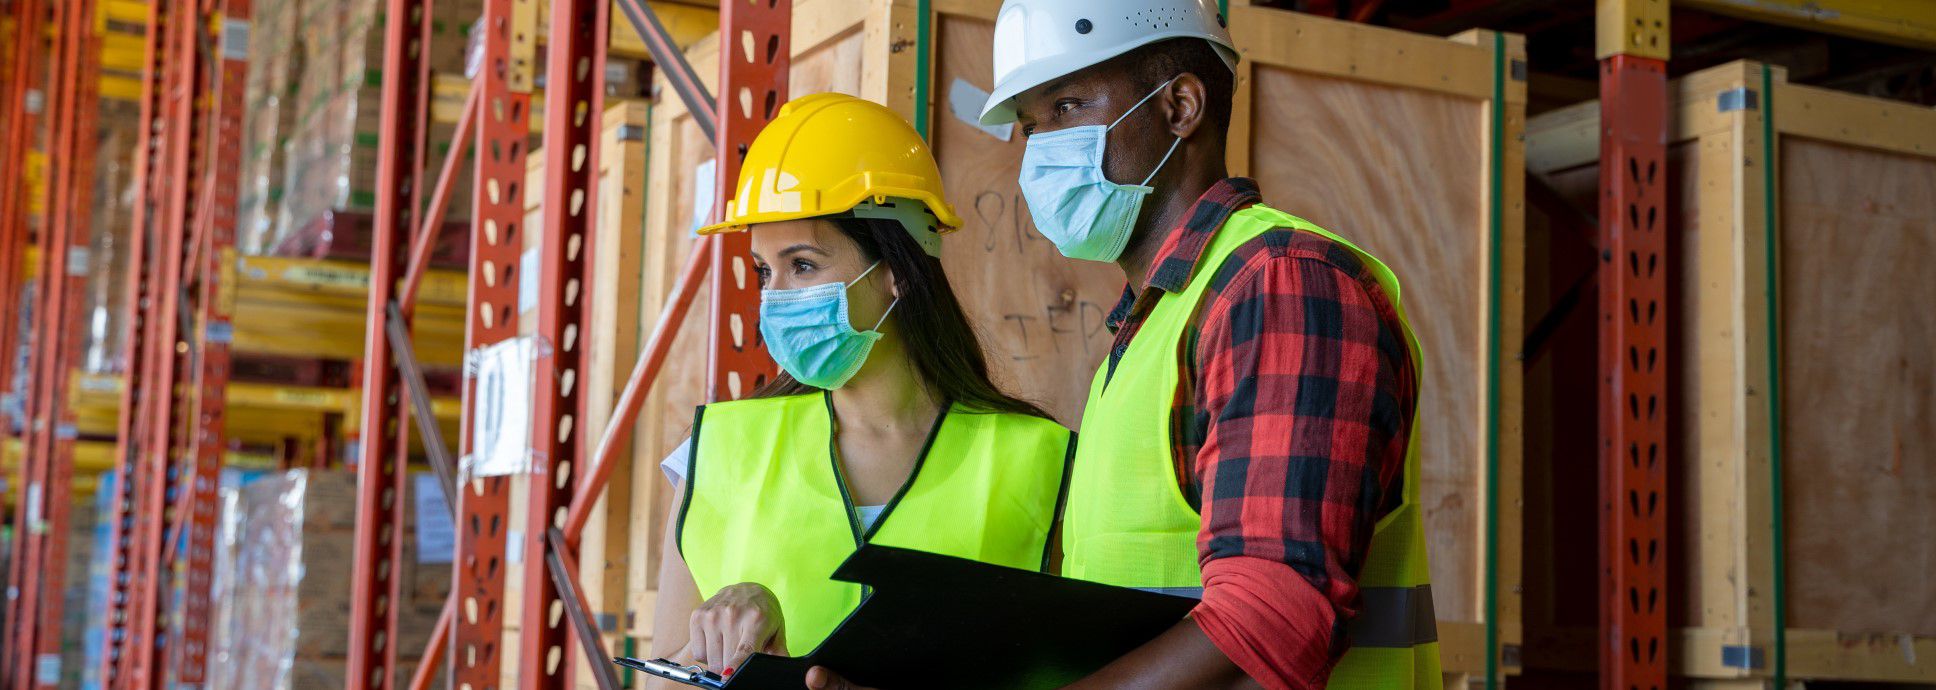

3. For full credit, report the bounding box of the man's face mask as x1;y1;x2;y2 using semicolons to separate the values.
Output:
1017;78;1182;263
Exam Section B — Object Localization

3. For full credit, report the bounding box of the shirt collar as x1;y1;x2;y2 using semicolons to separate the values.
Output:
1104;178;1263;333
1142;178;1263;293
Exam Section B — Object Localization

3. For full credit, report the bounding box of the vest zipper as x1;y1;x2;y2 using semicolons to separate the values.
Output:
821;392;867;549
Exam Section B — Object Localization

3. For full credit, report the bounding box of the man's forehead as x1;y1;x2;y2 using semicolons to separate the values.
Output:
1017;68;1127;107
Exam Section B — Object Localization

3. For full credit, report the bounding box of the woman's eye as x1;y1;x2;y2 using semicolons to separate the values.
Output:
753;264;771;286
791;259;816;274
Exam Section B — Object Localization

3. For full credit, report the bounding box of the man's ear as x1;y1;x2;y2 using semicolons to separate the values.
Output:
1165;73;1209;139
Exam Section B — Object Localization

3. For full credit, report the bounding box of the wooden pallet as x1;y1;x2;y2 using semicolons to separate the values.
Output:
1524;60;1936;687
626;1;1527;685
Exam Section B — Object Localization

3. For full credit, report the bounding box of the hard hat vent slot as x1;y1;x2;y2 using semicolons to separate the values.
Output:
1126;8;1187;30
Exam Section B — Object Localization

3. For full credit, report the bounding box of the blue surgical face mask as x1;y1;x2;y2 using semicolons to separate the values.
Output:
1018;78;1183;263
758;261;898;390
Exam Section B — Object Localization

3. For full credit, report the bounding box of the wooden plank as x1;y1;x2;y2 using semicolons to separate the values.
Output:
1775;80;1936;158
1229;5;1498;101
573;100;653;689
1777;136;1936;639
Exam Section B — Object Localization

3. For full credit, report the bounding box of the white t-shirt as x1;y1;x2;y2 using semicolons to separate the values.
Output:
661;438;886;531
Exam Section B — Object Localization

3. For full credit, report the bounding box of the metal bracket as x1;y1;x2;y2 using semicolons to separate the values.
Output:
1721;644;1766;670
1718;87;1760;112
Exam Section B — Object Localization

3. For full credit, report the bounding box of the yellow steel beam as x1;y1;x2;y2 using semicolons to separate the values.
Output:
235;255;470;307
1678;0;1936;50
101;75;141;102
102;0;146;26
1600;0;1672;59
69;373;461;420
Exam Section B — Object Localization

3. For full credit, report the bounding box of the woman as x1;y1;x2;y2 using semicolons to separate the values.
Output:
647;93;1074;683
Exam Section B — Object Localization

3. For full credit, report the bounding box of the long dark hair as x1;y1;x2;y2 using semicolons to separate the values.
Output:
752;217;1050;419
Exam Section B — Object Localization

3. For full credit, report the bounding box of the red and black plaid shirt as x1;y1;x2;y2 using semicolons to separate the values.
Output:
1101;178;1418;688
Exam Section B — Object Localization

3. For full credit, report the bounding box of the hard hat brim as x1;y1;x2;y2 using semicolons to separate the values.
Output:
698;188;966;237
979;35;1238;127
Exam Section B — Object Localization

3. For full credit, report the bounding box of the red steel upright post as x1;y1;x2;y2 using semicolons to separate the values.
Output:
176;0;252;683
707;0;788;402
4;0;98;685
451;0;536;686
95;0;174;685
346;0;433;686
123;0;209;685
521;0;609;685
0;0;44;418
1596;2;1670;689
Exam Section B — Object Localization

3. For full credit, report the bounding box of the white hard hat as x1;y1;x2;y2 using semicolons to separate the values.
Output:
979;0;1239;126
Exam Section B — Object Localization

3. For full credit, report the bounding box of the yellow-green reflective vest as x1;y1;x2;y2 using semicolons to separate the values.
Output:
1061;205;1441;688
678;392;1074;654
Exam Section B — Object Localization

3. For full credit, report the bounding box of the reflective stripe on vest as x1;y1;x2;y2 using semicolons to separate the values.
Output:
1061;205;1441;688
678;392;1074;654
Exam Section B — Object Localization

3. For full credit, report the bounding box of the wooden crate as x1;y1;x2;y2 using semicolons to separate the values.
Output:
628;1;1526;683
1523;60;1936;686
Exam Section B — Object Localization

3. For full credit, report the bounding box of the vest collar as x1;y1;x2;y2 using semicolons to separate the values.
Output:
1106;178;1263;333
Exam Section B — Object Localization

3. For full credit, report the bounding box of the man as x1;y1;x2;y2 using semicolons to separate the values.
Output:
809;1;1437;688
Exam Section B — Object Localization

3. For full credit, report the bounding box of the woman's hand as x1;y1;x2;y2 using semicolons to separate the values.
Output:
685;582;787;676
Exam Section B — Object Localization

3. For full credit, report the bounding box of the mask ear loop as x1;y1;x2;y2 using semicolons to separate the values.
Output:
1108;76;1180;130
846;260;898;332
869;297;899;332
1106;77;1185;187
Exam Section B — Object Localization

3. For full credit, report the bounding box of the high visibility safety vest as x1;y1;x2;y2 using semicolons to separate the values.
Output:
678;392;1074;654
1061;205;1441;688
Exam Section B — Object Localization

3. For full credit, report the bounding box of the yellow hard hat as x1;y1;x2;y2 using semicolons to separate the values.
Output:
698;93;963;256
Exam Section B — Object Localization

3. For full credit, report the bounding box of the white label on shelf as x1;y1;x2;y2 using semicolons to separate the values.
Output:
467;336;536;479
222;19;250;60
518;246;540;315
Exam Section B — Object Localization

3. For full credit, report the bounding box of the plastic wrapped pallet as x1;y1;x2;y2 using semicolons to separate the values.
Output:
211;469;452;690
237;0;303;254
271;0;481;250
81;100;141;375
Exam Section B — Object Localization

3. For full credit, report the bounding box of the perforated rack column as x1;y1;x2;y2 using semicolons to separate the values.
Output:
519;0;610;687
1596;2;1670;690
345;0;435;687
706;0;788;402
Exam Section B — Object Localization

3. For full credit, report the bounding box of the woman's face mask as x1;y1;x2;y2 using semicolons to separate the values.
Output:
1017;78;1183;263
758;261;897;390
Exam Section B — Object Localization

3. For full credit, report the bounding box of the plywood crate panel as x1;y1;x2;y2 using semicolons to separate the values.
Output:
1522;60;1936;685
629;0;1525;682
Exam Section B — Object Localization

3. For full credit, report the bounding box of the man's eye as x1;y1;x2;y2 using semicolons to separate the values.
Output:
1055;101;1079;115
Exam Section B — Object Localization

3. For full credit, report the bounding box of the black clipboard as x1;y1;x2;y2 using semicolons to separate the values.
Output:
708;544;1197;689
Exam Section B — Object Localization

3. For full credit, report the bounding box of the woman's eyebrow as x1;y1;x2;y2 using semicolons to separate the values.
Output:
778;244;829;259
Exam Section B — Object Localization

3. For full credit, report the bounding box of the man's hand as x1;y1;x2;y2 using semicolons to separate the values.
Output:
803;667;877;690
686;582;788;676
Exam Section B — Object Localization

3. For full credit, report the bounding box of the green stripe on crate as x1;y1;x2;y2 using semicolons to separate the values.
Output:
915;0;933;140
1760;62;1787;690
1483;29;1504;690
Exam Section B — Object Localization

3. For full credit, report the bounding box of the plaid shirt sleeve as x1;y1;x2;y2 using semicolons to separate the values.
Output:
1183;235;1417;689
1103;179;1416;688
